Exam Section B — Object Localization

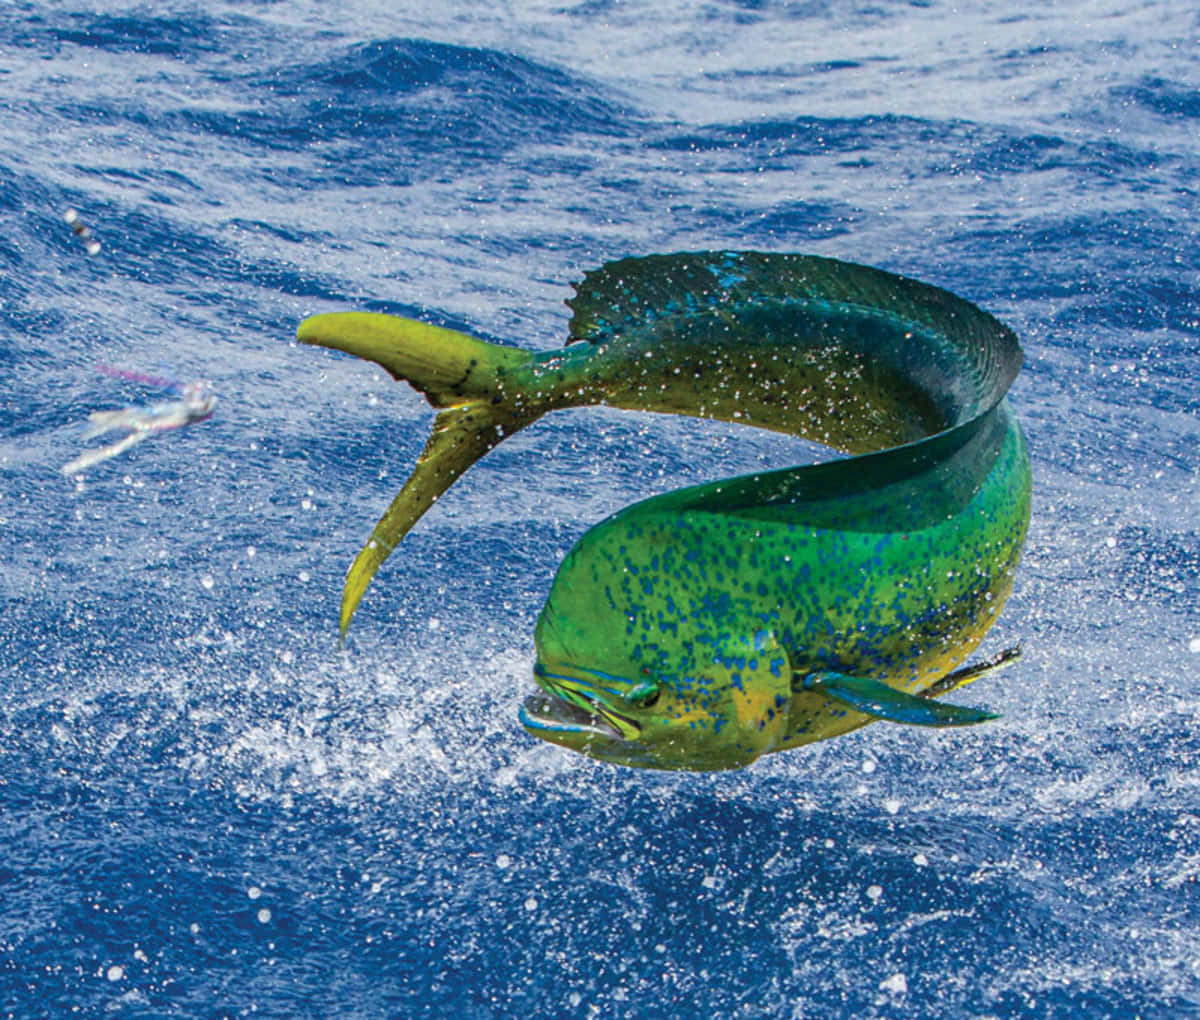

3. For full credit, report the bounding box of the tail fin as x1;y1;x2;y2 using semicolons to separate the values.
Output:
297;312;540;635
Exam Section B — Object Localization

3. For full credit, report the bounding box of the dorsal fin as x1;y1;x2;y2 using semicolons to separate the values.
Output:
566;252;1018;378
566;254;733;343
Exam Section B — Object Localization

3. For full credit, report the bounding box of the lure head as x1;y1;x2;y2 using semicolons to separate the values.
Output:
180;380;217;421
521;603;792;771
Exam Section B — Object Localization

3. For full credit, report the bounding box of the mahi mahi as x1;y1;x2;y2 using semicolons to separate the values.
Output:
298;252;1031;771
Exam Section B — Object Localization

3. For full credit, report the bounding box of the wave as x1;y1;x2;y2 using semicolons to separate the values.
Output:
1112;76;1200;120
187;38;636;184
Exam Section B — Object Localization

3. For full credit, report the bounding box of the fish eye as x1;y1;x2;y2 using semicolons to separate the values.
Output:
624;680;660;709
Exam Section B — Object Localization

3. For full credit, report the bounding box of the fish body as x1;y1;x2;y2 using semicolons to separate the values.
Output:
299;252;1030;770
528;399;1027;769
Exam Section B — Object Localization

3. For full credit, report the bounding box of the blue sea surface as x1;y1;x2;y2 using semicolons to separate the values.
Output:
1;2;1198;1017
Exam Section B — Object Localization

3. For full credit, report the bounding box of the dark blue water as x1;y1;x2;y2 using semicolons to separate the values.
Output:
2;3;1198;1017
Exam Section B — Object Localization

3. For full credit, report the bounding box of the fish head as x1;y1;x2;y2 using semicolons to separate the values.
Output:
522;610;791;771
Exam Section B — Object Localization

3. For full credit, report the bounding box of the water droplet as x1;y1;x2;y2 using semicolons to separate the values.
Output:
200;574;214;590
106;965;124;982
257;908;272;924
866;884;883;901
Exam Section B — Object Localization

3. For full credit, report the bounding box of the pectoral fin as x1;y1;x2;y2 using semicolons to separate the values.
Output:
802;672;998;727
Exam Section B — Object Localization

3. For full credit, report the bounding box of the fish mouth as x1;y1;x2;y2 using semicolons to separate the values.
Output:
520;691;625;741
520;664;640;742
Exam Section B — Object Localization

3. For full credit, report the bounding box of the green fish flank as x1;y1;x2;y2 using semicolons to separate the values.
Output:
298;252;1031;771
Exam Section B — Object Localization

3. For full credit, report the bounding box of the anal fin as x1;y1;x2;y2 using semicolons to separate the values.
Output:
802;672;998;727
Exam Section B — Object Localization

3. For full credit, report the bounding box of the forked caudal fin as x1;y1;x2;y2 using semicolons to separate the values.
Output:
297;312;542;635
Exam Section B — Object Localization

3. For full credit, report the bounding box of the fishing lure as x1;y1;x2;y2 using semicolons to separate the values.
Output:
61;365;216;475
299;252;1031;770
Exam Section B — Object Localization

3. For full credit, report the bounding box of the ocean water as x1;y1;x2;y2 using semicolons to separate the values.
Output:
1;2;1198;1017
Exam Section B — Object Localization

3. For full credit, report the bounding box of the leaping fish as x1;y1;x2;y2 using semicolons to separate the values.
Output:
298;252;1031;771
